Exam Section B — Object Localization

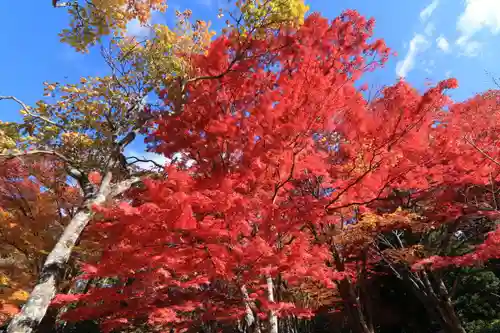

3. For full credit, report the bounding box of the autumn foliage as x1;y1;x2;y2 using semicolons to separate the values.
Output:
43;10;500;333
0;159;81;323
2;2;500;333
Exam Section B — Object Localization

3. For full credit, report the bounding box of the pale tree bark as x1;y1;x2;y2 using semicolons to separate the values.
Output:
241;284;261;333
266;276;278;333
6;173;140;333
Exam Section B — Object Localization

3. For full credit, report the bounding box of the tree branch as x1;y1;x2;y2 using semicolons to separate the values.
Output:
0;96;66;131
0;149;70;163
0;149;84;180
126;156;164;169
464;136;500;167
109;176;142;198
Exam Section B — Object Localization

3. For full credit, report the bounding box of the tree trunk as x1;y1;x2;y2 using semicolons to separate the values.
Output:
330;245;373;333
241;284;261;333
266;276;278;333
337;278;375;333
434;277;466;333
6;174;138;333
403;270;466;333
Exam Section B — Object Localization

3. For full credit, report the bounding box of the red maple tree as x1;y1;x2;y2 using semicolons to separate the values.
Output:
50;10;497;333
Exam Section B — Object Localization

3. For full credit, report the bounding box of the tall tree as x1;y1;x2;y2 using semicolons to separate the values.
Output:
0;24;188;331
49;11;462;333
52;9;500;333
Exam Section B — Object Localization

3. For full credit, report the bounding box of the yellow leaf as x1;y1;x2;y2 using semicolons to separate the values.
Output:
8;290;29;303
0;275;10;286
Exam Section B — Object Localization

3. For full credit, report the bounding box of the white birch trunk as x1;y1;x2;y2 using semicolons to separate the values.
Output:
6;174;139;333
266;276;278;333
241;284;261;333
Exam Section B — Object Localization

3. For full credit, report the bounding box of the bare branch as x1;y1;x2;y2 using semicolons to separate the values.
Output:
0;149;70;163
126;156;164;169
0;96;66;131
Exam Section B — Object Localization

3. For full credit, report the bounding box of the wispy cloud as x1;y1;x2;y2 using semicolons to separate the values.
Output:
436;35;450;52
456;37;482;57
422;59;435;75
420;0;439;22
424;22;435;36
455;0;500;56
396;34;429;78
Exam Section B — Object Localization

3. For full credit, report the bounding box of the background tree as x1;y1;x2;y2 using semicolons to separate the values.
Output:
0;158;81;325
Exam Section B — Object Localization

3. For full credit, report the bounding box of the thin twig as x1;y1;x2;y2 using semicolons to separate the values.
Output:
464;136;500;167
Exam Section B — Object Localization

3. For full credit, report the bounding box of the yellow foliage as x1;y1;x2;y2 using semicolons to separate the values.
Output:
8;290;29;304
357;208;418;231
114;11;215;96
61;132;94;147
60;0;167;52
0;274;10;286
57;0;308;52
0;129;17;153
237;0;309;32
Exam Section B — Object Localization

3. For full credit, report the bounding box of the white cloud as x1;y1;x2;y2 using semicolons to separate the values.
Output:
457;0;500;37
456;36;482;57
445;70;452;78
396;34;430;78
424;22;435;36
436;35;450;52
423;59;435;74
420;0;439;22
455;0;500;56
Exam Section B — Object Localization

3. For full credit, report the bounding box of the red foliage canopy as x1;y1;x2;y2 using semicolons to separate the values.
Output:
51;10;500;333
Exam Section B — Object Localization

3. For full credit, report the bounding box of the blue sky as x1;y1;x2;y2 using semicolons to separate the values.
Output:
1;0;500;155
